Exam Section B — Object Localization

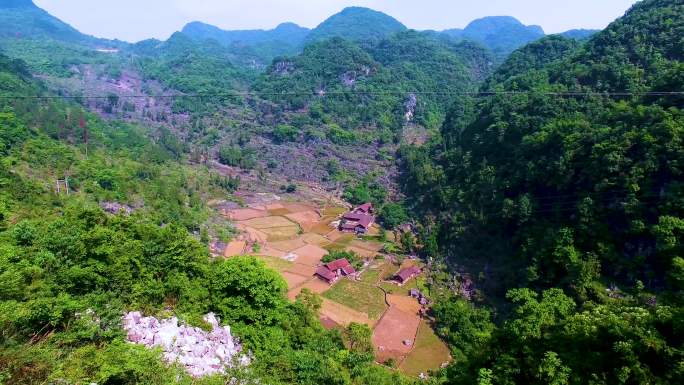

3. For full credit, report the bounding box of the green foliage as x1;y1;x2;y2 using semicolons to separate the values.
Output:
273;124;299;143
343;178;387;207
305;7;407;44
255;32;484;135
322;250;363;270
218;145;257;169
210;256;287;326
378;203;408;229
402;1;684;384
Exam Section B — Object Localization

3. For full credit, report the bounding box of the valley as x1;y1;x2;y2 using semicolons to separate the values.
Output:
0;0;682;384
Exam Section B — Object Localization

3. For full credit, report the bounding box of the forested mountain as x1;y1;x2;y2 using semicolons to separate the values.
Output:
442;16;545;59
0;0;119;46
559;28;600;40
130;32;245;89
255;31;486;133
182;21;310;47
305;7;407;44
400;0;684;383
182;21;310;63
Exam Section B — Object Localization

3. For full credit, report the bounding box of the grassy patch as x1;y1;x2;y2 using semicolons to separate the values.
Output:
324;234;356;252
378;278;418;295
323;280;388;320
399;321;451;377
320;207;347;217
360;261;395;285
359;268;381;285
254;255;294;273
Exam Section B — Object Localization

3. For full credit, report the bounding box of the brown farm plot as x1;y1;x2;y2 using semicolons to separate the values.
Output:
224;241;246;257
320;298;375;327
287;278;331;300
281;203;315;213
291;244;328;266
286;263;317;277
387;294;422;315
242;216;297;229
262;226;301;242
300;233;331;247
227;208;269;221
281;271;310;289
399;321;452;377
285;211;321;231
259;246;288;258
269;237;307;252
372;306;421;361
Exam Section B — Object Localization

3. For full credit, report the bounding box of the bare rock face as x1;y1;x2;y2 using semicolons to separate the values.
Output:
123;312;249;377
340;71;357;87
404;93;417;122
100;201;134;215
273;60;295;76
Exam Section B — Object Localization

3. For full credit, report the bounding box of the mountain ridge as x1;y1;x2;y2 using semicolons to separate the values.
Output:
305;6;408;43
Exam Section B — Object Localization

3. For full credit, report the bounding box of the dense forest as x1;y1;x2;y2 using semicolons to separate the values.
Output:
0;51;415;385
400;0;684;383
0;0;682;384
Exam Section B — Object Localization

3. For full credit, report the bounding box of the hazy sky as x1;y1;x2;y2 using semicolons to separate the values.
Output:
33;0;639;43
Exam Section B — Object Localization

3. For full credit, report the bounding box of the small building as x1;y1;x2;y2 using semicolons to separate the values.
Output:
315;258;356;284
339;203;376;234
394;266;422;286
354;203;374;215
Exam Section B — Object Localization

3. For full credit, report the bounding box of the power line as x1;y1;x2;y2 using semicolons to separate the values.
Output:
0;90;682;100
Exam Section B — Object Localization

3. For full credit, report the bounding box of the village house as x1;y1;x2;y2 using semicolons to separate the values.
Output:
394;265;422;286
339;203;376;234
315;258;356;284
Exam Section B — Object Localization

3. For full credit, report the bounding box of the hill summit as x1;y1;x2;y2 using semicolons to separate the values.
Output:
306;7;407;43
0;0;36;8
443;16;545;58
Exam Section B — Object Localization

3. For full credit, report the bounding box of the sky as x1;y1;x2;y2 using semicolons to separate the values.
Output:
33;0;639;43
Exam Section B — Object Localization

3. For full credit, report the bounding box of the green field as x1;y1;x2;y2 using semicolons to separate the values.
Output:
399;321;452;376
323;279;388;319
255;255;294;273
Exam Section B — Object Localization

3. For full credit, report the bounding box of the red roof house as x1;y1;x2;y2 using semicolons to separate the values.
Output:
315;266;338;284
315;258;356;284
355;203;374;214
339;204;375;234
394;266;422;285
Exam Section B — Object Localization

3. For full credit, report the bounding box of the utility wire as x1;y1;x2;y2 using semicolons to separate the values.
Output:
0;90;683;100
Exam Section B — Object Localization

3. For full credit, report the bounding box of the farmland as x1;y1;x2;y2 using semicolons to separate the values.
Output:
221;195;450;377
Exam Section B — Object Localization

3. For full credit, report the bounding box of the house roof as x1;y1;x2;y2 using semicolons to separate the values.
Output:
396;266;422;282
342;212;374;228
341;264;356;275
315;266;337;282
357;203;373;213
341;223;358;231
326;258;352;271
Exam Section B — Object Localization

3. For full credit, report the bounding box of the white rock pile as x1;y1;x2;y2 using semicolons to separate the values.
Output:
123;312;249;377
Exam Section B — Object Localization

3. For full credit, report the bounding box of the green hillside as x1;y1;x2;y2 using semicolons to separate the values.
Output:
0;51;418;385
400;0;684;383
443;16;545;59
